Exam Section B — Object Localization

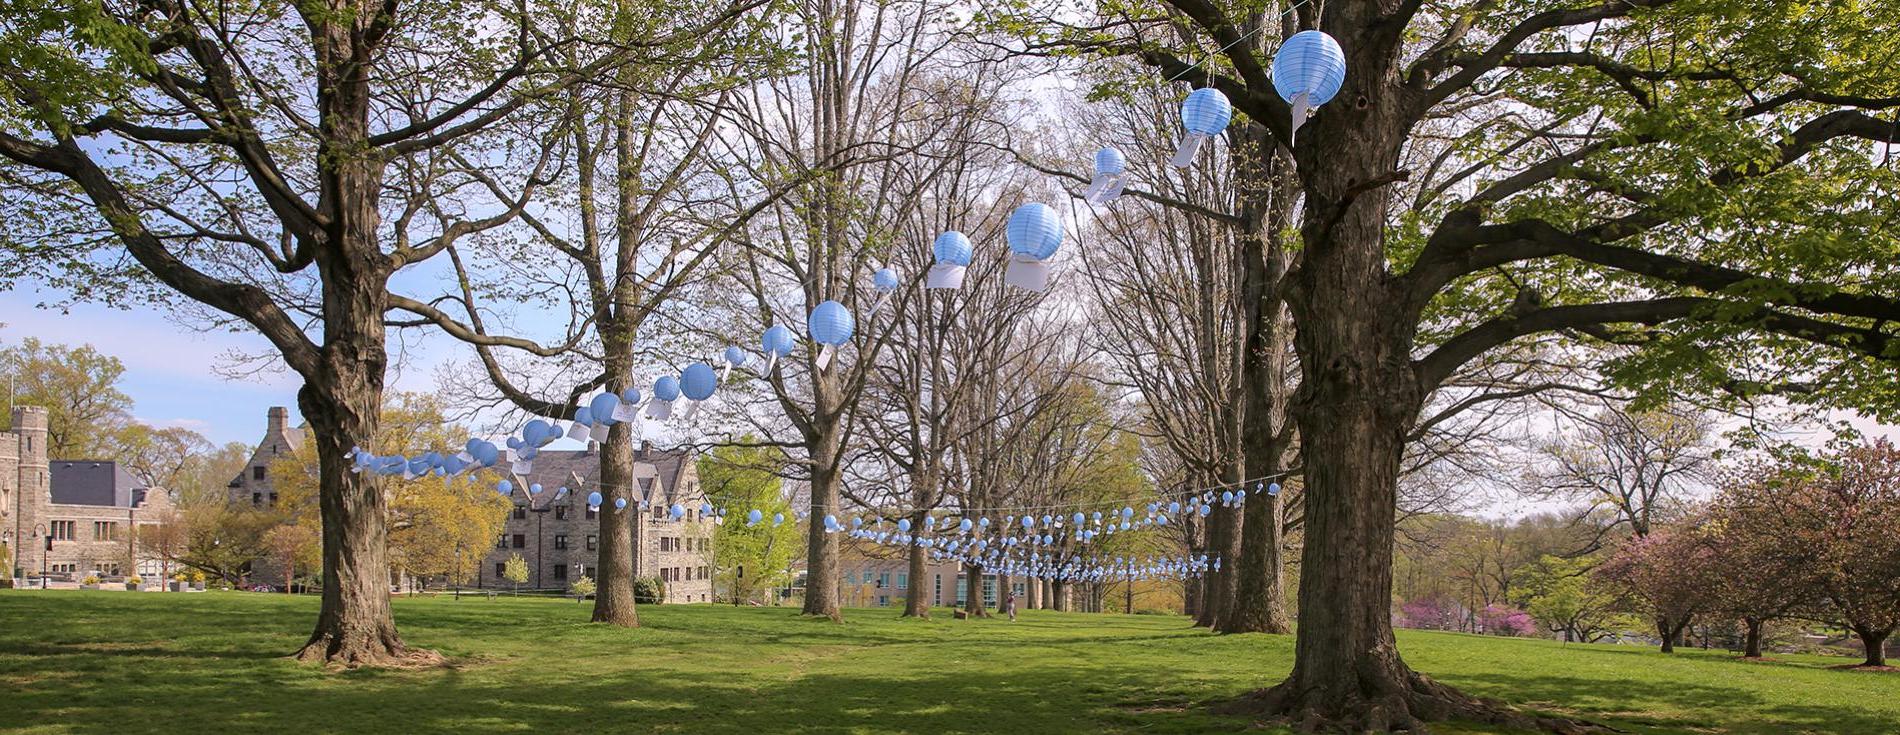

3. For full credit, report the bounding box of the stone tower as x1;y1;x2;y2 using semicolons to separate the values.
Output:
8;407;50;578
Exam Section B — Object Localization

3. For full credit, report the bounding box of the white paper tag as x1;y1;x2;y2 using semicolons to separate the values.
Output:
926;263;966;289
1003;255;1051;292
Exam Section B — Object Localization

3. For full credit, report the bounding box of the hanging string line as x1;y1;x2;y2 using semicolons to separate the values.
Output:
1162;0;1312;84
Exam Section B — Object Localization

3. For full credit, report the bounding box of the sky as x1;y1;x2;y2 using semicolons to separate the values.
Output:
0;283;456;446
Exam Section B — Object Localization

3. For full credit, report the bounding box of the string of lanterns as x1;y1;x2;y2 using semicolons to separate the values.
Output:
349;27;1342;562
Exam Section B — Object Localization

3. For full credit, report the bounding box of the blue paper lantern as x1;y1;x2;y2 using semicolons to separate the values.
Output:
762;325;795;357
497;480;514;495
1005;203;1063;260
1181;87;1232;136
701;502;714;516
681;362;718;401
933;231;973;266
573;406;594;427
670;503;686;520
873;268;900;291
898;518;912;533
1271;30;1347;143
653;375;681;402
747;508;764;525
807;301;855;345
1095;147;1125;175
1272;30;1347;107
723;346;747;367
772;512;785;526
1268;482;1282;496
589;393;621;425
529;483;543;495
960;518;973;532
587;491;603;507
615;498;628;509
1021;516;1035;529
620;387;643;406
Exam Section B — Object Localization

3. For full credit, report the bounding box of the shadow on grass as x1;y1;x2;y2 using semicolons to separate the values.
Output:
1450;670;1900;735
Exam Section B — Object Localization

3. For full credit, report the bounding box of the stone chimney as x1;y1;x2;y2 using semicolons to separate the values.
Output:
267;406;289;435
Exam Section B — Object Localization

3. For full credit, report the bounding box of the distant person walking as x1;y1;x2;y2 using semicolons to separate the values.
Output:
1004;589;1017;621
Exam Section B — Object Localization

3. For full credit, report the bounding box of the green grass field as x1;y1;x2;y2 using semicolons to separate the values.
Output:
0;591;1894;734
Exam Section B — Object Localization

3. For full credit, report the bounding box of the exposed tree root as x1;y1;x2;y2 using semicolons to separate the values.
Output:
293;630;444;670
1215;670;1617;734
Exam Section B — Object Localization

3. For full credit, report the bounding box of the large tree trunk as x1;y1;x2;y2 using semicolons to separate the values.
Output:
1225;121;1294;636
903;513;929;618
1233;70;1536;729
1209;483;1246;630
293;296;419;666
1741;617;1764;658
291;64;423;663
800;429;843;621
590;417;639;626
963;562;988;617
1196;487;1229;628
1852;625;1890;667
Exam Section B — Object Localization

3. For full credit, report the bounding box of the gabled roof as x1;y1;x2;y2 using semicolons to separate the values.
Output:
49;461;145;507
512;445;696;504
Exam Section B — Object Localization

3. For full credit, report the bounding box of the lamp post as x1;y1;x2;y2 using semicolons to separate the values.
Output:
33;523;48;589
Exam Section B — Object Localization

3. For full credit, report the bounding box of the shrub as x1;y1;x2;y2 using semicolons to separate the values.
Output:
633;576;666;604
1478;603;1538;636
127;575;143;586
82;575;101;585
1398;596;1463;631
570;575;596;598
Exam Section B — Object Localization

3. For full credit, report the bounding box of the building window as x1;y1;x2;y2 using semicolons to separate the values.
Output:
585;534;597;551
511;534;526;549
253;466;266;480
554;534;568;550
553;564;567;581
586;506;597;520
252;493;262;505
513;506;527;520
897;573;907;590
268;493;278;505
495;562;506;577
877;572;891;589
50;520;75;541
496;535;507;549
554;505;568;520
92;521;118;542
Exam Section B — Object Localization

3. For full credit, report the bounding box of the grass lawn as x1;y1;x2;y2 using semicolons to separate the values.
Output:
0;591;1894;734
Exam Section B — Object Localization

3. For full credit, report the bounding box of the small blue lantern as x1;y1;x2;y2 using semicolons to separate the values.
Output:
589;393;621;427
747;508;764;526
1004;203;1063;292
761;325;795;372
681;362;718;402
647;375;681;420
1083;147;1129;205
873;267;900;292
1271;30;1347;145
807;300;855;369
807;300;855;345
587;491;603;507
723;346;747;369
1171;87;1232;167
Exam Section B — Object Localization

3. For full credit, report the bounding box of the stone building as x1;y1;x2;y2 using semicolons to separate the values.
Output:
227;406;304;509
476;441;715;603
837;544;1027;611
1;406;177;584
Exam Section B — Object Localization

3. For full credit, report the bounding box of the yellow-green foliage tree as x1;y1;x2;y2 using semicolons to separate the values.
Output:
274;392;510;588
701;442;798;604
503;554;530;592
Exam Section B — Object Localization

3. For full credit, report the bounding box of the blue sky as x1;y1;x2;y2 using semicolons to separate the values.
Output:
1;283;460;447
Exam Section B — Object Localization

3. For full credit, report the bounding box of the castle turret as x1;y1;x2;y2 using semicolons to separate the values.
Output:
10;406;50;579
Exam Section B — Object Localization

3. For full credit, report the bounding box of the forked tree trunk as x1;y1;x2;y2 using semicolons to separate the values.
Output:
1233;69;1540;728
291;65;424;663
